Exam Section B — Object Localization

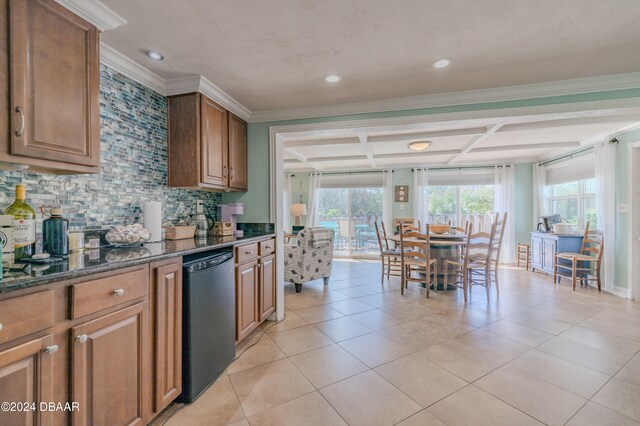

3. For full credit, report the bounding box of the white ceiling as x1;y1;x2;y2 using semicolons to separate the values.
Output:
100;0;640;114
281;111;640;171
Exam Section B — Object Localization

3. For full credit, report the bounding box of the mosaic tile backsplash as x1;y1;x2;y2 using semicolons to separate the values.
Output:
0;65;222;230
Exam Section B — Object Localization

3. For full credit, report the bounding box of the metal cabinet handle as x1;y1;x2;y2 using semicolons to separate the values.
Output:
0;323;3;331
15;106;24;137
245;250;253;255
113;289;125;296
44;345;59;354
76;335;88;344
229;167;234;180
264;245;271;250
223;165;228;179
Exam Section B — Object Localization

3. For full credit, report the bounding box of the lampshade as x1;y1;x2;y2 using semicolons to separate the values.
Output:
290;203;307;216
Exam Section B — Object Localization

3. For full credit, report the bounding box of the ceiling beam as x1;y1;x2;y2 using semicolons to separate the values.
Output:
358;134;377;168
306;155;369;163
375;149;461;160
367;127;486;144
469;141;580;153
447;123;504;165
284;148;310;169
282;137;360;148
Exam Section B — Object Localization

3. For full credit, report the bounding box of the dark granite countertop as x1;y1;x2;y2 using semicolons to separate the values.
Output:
0;232;275;295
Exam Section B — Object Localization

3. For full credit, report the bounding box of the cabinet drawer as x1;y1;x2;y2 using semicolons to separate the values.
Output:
259;238;275;256
70;267;149;319
236;243;258;264
0;290;54;345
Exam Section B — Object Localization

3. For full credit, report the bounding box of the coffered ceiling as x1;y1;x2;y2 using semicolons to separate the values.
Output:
99;0;640;117
281;111;640;171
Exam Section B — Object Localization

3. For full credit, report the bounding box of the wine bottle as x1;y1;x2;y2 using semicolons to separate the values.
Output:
6;184;36;260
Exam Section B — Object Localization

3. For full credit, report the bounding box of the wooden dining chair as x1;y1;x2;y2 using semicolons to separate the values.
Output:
554;223;604;291
394;218;420;233
445;221;497;302
474;212;507;293
375;221;402;284
399;224;437;298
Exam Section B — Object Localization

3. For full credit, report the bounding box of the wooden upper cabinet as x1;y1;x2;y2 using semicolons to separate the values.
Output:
200;96;228;187
2;0;100;173
228;113;247;191
167;92;247;191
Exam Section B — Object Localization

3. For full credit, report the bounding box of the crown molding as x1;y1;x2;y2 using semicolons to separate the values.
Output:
100;43;166;94
99;44;251;121
55;0;126;31
165;75;251;121
249;72;640;123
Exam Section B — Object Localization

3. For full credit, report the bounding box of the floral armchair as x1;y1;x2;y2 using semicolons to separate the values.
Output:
284;227;334;293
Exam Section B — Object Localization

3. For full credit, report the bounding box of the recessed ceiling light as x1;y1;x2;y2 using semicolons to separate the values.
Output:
324;74;341;83
146;49;164;61
408;141;432;151
432;58;452;69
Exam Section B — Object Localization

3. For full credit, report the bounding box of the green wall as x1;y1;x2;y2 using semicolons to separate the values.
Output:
613;128;640;290
514;163;534;245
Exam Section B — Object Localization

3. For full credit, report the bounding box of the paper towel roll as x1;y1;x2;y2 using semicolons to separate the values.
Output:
143;201;163;242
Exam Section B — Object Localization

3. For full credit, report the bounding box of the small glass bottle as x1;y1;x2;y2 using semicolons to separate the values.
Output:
43;208;69;256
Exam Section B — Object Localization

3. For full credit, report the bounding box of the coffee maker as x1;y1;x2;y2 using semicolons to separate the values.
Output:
537;214;562;233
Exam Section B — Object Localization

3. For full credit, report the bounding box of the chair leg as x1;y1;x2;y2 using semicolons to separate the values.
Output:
463;267;468;303
400;269;405;295
380;257;385;284
484;267;490;299
597;264;602;291
295;283;302;293
571;260;577;291
494;264;500;294
553;258;558;285
323;277;329;286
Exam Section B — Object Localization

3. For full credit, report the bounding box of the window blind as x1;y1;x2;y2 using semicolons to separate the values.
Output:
428;169;495;186
545;153;595;185
319;173;383;188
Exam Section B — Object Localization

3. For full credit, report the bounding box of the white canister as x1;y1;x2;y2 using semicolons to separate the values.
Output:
69;229;85;252
143;201;163;242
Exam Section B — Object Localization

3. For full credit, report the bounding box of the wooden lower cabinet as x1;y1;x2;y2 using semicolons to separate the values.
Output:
0;335;56;426
235;260;259;342
71;303;148;426
150;259;182;415
236;238;277;343
258;254;275;322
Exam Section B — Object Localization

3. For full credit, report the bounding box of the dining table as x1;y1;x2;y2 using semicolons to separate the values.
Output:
387;233;466;291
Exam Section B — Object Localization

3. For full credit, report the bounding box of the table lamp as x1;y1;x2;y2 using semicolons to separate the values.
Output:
290;203;307;226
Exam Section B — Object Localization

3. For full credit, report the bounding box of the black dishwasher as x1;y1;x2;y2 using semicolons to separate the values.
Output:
179;249;235;403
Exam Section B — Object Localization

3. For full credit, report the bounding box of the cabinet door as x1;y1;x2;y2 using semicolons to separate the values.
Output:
151;260;182;413
228;113;247;191
0;335;55;426
9;0;100;167
531;237;543;270
200;95;228;187
236;261;258;342
542;239;557;272
72;303;148;426
259;254;275;322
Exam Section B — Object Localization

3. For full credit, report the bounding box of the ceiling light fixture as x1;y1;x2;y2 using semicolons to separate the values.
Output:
408;141;432;151
432;58;452;69
146;49;164;61
324;74;341;83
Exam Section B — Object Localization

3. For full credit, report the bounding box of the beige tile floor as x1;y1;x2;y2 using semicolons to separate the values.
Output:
165;260;640;426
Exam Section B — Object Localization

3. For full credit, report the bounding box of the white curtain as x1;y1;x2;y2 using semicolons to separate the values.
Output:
595;141;616;292
382;170;394;230
307;173;322;227
413;168;429;229
532;163;550;228
283;174;293;232
494;165;516;263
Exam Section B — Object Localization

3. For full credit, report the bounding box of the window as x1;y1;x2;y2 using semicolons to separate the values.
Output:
550;178;596;230
317;187;382;257
428;184;495;232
